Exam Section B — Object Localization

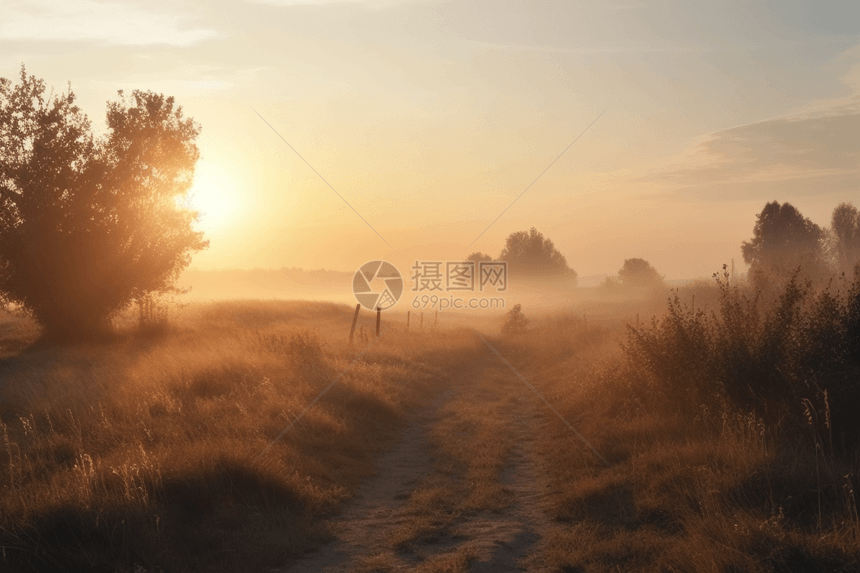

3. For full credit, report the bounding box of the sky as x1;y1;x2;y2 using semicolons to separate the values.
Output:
2;0;859;280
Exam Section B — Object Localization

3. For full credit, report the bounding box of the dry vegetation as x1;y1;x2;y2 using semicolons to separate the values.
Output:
2;267;860;572
0;301;473;572
514;270;860;572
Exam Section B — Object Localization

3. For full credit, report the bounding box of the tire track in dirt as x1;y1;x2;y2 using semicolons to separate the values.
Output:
282;357;556;572
451;378;555;573
282;388;457;572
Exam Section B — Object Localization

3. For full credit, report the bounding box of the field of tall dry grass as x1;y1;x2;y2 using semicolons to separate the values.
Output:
0;301;480;572
515;271;860;572
2;271;859;572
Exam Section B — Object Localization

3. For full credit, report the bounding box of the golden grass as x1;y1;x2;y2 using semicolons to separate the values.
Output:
0;301;476;572
4;283;860;572
515;300;860;573
413;544;479;572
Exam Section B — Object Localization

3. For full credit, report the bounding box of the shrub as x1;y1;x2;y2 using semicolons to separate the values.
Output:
620;265;860;449
501;304;529;336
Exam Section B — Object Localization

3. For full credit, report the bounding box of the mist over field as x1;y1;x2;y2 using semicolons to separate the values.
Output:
3;1;860;571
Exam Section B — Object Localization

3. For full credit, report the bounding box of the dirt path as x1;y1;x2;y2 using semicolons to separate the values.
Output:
283;389;456;572
455;404;554;573
282;357;556;572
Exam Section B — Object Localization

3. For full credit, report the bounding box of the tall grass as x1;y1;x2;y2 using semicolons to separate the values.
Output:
524;266;860;572
619;265;860;448
0;301;476;572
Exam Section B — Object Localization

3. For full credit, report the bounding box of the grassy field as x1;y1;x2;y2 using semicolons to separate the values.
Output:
516;275;860;572
1;275;859;572
0;301;479;572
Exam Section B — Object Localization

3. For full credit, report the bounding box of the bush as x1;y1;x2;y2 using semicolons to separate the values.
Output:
620;265;860;450
502;304;529;336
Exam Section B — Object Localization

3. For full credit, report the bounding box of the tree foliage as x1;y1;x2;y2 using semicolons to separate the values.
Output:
0;67;208;337
741;201;825;289
618;257;665;289
501;303;529;335
466;251;493;263
599;275;622;293
499;227;577;284
830;202;860;275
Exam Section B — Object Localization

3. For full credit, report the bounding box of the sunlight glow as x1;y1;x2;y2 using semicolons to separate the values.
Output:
186;163;243;233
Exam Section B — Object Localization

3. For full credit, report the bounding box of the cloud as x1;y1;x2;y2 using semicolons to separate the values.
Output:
638;98;860;201
0;0;220;46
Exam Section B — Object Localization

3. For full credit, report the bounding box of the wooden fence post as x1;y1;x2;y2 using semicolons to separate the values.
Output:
376;306;381;338
349;303;360;345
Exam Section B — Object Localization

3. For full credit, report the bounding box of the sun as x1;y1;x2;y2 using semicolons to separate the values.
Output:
184;162;242;232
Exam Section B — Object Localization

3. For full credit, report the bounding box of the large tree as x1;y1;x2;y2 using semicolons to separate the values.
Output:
741;201;825;289
499;227;577;285
0;67;208;338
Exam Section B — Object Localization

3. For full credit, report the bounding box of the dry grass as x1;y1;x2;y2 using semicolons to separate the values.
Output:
354;545;478;573
511;275;860;572
0;300;472;572
413;544;479;572
4;273;860;572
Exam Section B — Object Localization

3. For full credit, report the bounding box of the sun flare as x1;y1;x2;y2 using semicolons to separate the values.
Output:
185;163;242;232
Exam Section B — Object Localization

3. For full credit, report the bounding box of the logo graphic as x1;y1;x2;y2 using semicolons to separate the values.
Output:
353;261;404;311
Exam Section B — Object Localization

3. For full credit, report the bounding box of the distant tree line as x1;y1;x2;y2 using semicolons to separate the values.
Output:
742;200;860;291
